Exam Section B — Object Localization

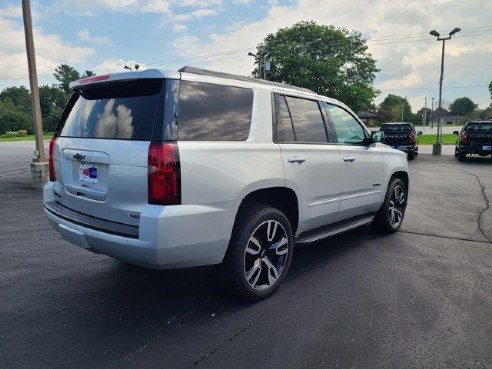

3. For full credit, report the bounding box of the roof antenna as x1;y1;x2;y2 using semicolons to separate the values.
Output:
124;65;132;71
135;64;139;70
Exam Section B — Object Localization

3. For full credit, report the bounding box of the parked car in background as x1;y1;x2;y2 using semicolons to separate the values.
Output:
43;66;409;301
379;122;422;160
454;120;492;161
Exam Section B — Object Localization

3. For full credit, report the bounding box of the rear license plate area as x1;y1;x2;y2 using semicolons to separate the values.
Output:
79;163;98;184
483;145;491;151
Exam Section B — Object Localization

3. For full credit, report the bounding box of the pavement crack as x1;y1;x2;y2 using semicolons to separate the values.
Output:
400;230;491;244
191;276;312;368
454;168;491;243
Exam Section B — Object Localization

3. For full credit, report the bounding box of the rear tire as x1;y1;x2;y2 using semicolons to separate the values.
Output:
457;152;466;161
220;205;294;301
408;152;415;160
373;178;407;234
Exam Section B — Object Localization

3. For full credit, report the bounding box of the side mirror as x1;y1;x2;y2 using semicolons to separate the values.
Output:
417;131;423;136
453;130;459;135
371;131;385;143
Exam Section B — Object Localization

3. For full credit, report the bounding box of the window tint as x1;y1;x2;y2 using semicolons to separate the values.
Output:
275;95;295;142
60;79;163;140
325;104;366;144
380;124;412;132
178;81;253;141
285;97;327;143
466;123;492;132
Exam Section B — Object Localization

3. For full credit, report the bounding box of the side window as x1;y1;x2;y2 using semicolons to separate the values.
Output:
178;81;253;141
325;104;366;144
285;96;327;143
274;94;295;142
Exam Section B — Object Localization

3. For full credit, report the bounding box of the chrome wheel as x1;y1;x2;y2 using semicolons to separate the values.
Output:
388;185;405;228
244;220;289;290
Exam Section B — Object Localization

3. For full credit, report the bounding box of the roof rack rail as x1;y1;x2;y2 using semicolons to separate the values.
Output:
178;66;315;94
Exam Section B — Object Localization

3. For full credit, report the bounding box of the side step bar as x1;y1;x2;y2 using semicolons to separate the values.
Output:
295;213;375;245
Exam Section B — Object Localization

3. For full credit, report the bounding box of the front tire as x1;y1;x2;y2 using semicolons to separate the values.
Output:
220;205;294;301
373;178;407;234
408;151;415;160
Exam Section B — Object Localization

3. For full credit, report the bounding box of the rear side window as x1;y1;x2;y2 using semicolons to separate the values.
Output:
275;95;295;142
284;96;327;143
178;81;253;141
60;79;163;140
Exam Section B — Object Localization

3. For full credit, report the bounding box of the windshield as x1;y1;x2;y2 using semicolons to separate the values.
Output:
380;124;412;132
59;79;163;140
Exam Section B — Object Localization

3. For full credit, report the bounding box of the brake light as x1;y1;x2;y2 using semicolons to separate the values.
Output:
407;132;415;144
79;75;110;84
148;142;181;205
461;131;468;144
49;137;57;181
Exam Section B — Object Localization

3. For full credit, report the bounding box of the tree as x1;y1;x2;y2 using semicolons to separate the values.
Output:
489;81;492;101
251;21;379;111
54;64;80;94
0;86;31;112
0;98;31;134
449;97;477;116
39;85;68;117
377;94;413;122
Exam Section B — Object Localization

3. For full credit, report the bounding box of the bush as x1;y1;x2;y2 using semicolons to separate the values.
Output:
3;131;19;137
17;130;27;137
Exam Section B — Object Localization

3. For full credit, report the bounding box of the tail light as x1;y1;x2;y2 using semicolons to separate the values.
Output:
49;137;57;181
148;142;181;205
407;132;415;144
461;131;468;144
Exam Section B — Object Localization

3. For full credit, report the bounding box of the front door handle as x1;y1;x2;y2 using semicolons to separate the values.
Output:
288;156;306;164
343;156;356;162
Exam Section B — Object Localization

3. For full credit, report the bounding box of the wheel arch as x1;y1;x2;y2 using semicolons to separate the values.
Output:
235;187;299;235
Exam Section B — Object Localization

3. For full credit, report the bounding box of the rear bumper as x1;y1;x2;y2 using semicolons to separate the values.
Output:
43;182;239;269
388;144;415;154
457;144;492;155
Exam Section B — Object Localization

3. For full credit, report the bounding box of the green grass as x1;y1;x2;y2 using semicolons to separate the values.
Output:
0;133;53;142
418;134;457;145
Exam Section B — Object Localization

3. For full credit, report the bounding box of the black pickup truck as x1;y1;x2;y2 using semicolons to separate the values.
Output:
379;122;422;160
454;120;492;161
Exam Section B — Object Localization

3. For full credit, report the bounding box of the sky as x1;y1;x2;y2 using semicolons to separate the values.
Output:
1;0;491;112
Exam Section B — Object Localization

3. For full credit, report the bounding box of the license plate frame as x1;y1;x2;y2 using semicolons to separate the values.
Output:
483;145;491;151
79;163;98;184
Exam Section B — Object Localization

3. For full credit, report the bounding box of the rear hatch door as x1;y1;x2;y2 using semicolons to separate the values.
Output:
52;78;165;226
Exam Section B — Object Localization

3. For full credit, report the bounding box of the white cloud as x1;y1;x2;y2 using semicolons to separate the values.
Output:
167;0;492;109
3;5;22;18
173;23;188;32
78;29;109;44
92;58;149;74
191;8;217;17
0;10;94;89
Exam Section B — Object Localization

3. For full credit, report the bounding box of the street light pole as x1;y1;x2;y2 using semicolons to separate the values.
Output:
429;27;461;155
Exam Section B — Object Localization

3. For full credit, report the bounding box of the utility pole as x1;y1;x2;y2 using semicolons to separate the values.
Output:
431;97;434;128
423;97;427;126
429;27;461;155
22;0;48;189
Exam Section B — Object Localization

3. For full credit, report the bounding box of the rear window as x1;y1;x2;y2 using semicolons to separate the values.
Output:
465;123;492;132
177;81;253;141
380;124;412;132
59;79;163;140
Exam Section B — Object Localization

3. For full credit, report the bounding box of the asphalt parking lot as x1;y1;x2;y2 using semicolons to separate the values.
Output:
1;142;491;369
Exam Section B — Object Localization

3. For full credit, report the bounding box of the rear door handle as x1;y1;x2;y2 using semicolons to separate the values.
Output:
343;156;356;162
288;156;306;164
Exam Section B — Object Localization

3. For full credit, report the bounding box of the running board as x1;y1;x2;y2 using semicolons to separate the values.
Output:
295;214;375;245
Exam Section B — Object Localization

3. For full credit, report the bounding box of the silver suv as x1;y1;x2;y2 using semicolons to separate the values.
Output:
44;67;409;300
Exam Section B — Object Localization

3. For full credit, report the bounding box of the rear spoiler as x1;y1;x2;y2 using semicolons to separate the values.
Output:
69;69;179;91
